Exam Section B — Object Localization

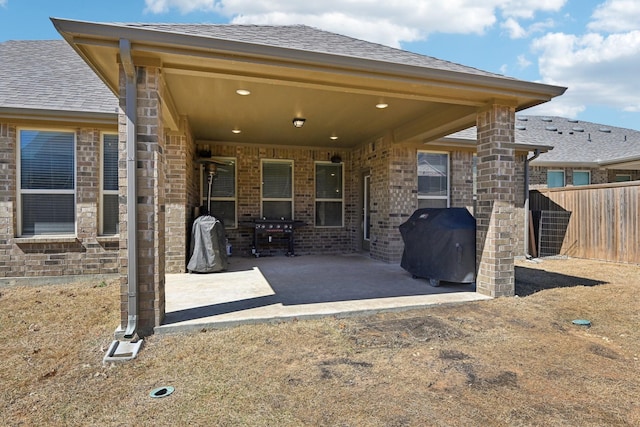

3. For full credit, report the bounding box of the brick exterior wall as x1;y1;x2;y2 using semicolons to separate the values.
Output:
0;122;119;279
204;143;354;259
349;135;414;263
450;150;476;213
165;123;197;273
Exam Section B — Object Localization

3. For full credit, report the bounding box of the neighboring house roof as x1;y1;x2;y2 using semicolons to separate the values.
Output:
0;40;117;118
117;23;507;79
445;116;640;169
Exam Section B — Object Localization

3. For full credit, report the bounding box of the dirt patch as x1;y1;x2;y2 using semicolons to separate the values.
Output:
1;257;639;426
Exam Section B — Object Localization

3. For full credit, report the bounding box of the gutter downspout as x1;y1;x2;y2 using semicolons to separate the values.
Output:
524;149;541;259
120;39;138;339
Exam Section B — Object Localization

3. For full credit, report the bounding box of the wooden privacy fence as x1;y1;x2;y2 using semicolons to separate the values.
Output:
530;181;640;264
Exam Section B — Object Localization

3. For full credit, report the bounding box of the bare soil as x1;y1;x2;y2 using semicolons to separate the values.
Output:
1;257;639;426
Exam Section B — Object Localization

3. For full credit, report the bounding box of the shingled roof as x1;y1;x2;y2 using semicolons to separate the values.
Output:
0;40;117;115
446;116;640;166
116;23;508;79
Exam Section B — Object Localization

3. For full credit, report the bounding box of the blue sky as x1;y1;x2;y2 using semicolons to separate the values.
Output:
1;0;639;130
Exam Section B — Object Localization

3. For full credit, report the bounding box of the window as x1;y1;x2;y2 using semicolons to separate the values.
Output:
102;133;119;235
18;129;75;235
202;157;237;228
315;162;343;227
262;160;293;220
615;174;632;182
547;170;565;188
572;170;590;186
417;151;449;208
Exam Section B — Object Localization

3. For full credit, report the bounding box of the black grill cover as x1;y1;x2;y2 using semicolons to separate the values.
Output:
399;208;476;284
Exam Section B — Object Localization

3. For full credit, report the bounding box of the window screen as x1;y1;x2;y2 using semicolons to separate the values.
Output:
262;160;293;219
417;152;449;207
20;130;75;235
547;171;565;188
102;134;119;235
572;171;590;186
202;158;237;228
315;163;343;226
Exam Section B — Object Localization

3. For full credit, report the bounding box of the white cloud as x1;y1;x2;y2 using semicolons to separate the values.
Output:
517;54;532;69
524;90;586;119
143;0;567;47
0;0;7;7
589;0;640;33
502;17;527;38
532;30;640;113
499;0;566;19
144;0;218;14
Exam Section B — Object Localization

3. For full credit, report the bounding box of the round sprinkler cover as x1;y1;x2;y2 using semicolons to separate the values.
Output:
150;386;175;398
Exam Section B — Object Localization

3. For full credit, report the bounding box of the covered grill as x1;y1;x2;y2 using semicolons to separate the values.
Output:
187;214;228;273
399;208;476;286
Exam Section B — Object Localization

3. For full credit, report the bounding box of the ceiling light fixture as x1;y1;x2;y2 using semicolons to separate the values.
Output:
292;118;306;128
236;89;251;96
330;136;339;140
232;129;241;134
376;103;389;109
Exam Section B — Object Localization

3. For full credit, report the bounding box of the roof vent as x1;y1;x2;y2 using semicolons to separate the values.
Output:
599;128;611;133
517;117;528;121
567;119;579;123
516;125;526;130
572;127;585;132
545;126;558;131
541;117;553;122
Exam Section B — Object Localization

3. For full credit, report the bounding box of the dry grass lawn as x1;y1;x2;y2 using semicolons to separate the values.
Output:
1;257;639;426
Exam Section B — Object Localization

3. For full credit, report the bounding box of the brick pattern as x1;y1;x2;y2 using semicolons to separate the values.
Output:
165;125;197;273
475;103;517;297
0;123;16;276
205;144;353;257
0;122;119;278
347;136;419;263
450;150;476;213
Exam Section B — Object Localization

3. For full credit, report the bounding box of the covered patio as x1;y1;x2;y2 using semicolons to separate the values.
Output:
158;254;489;334
52;19;566;338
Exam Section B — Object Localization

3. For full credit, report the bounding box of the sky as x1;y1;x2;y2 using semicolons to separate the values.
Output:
1;0;639;131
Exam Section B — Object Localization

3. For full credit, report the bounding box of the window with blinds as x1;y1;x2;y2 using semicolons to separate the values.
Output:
102;134;119;235
19;129;76;235
201;157;237;228
315;162;343;227
417;151;449;208
262;160;293;220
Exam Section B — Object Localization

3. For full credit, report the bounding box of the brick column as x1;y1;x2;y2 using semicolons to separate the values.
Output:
76;129;100;240
475;102;516;297
0;123;16;276
118;65;166;337
165;131;190;273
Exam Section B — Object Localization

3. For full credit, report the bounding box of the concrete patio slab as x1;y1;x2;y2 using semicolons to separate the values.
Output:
156;253;491;334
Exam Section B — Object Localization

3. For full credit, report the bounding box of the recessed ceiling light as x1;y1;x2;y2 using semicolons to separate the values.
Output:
232;129;241;134
330;136;339;140
375;103;389;109
236;89;251;96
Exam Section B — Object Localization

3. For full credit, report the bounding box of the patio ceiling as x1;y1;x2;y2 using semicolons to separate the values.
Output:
52;19;566;149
